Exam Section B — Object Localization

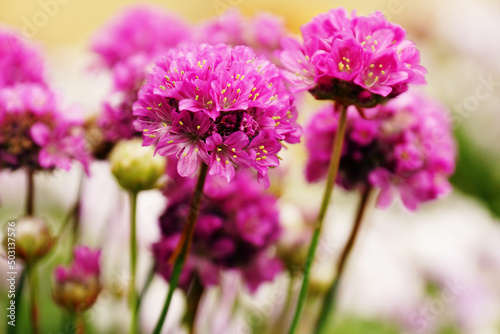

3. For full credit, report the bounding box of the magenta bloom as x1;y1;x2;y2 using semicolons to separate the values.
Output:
280;8;426;107
91;5;192;69
196;10;287;62
305;92;456;210
0;83;91;172
153;167;283;292
0;27;46;88
133;43;301;185
53;246;101;312
54;246;101;283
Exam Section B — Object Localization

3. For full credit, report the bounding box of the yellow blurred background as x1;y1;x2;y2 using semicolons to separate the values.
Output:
0;0;429;48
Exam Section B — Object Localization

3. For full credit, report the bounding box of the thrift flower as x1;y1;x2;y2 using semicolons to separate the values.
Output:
53;246;102;313
133;43;301;185
279;8;426;107
153;168;283;292
305;92;456;210
0;27;46;88
0;83;91;172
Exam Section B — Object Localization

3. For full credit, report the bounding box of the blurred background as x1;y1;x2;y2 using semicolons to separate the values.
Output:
0;0;500;333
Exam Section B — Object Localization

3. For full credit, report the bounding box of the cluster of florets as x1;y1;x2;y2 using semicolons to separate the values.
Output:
0;27;46;88
53;246;102;313
196;9;288;62
305;92;456;210
0;83;90;172
153;166;283;292
133;43;301;185
279;7;426;107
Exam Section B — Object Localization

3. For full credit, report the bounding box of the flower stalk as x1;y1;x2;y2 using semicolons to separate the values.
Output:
287;104;348;334
153;162;209;334
314;186;373;334
129;190;139;334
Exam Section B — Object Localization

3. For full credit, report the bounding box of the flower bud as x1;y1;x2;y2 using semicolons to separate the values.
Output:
109;138;166;193
3;216;53;263
52;246;102;313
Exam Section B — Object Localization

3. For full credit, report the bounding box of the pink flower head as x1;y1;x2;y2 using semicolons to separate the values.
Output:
91;5;192;69
53;246;101;312
133;43;301;185
279;8;426;107
0;83;91;172
196;9;288;62
0;27;46;88
305;92;456;211
153;169;283;292
54;246;101;283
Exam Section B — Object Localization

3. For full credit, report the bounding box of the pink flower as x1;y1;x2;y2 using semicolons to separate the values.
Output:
0;83;91;172
133;43;300;184
53;246;101;313
0;27;46;88
195;9;288;62
305;92;456;211
153;169;283;292
91;5;192;69
279;8;426;107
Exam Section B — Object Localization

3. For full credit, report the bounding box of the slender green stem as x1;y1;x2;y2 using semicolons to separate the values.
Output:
71;172;85;248
27;265;40;334
7;269;26;334
314;186;373;334
76;313;85;334
152;163;209;334
129;191;139;334
26;169;34;216
287;104;348;334
183;275;204;334
135;265;156;315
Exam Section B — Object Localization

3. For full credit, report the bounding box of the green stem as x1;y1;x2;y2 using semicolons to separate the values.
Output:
183;275;204;334
26;169;34;216
76;313;85;334
314;186;373;334
135;265;156;315
129;191;139;334
71;172;85;248
7;269;26;334
27;265;40;334
152;163;209;334
287;104;348;334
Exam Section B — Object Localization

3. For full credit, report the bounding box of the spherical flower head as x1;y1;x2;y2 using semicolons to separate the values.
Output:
0;83;91;173
91;5;192;69
0;27;46;88
305;92;456;211
153;169;283;293
53;246;101;313
3;216;53;263
195;10;288;62
109;138;167;192
133;43;301;186
279;8;427;107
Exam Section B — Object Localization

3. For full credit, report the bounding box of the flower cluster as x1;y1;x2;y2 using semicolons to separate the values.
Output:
196;9;287;62
305;92;456;210
0;83;90;172
53;246;101;313
153;167;283;292
280;8;426;107
133;43;301;184
0;27;46;88
90;5;192;156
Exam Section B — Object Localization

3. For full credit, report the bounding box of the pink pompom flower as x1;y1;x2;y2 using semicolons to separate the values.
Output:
305;92;456;211
133;43;301;185
279;8;426;107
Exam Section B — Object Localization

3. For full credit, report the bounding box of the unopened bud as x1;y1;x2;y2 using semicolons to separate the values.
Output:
109;138;167;192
